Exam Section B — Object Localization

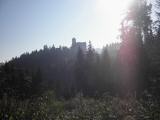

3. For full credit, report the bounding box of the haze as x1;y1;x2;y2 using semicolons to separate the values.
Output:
0;0;132;62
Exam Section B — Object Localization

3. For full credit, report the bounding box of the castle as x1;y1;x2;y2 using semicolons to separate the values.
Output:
70;37;121;58
71;38;87;53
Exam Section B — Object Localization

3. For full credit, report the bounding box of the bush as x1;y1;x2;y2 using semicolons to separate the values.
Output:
0;92;160;120
0;91;64;120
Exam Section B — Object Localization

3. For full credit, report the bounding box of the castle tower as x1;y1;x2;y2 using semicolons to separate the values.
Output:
72;37;76;47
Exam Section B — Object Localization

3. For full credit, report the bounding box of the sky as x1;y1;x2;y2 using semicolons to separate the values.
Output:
0;0;134;62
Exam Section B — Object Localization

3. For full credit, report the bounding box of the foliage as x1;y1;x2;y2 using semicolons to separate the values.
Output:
0;91;64;120
1;92;160;120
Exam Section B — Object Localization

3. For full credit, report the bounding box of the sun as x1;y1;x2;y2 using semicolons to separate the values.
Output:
95;0;134;26
96;0;133;14
94;0;134;45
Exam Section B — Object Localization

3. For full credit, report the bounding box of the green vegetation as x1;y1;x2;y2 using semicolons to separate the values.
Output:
0;91;160;120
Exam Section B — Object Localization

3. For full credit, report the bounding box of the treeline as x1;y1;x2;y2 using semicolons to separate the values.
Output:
1;0;160;99
0;42;116;99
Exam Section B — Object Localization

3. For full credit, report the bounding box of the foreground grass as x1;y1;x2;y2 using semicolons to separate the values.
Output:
0;91;160;120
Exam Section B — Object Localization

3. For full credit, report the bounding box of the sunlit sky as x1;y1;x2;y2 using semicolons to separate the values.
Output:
0;0;134;62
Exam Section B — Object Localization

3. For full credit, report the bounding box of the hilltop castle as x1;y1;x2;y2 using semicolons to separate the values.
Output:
71;38;87;53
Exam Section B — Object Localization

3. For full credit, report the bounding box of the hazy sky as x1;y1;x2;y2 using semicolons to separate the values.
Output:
0;0;133;62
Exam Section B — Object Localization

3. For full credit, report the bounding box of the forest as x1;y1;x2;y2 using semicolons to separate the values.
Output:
1;0;160;119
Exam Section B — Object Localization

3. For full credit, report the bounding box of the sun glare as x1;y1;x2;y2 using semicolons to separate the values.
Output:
94;0;134;44
96;0;133;15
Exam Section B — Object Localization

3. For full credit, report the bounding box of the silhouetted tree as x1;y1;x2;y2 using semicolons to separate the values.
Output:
75;48;86;94
31;68;43;95
119;0;150;96
98;47;112;93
